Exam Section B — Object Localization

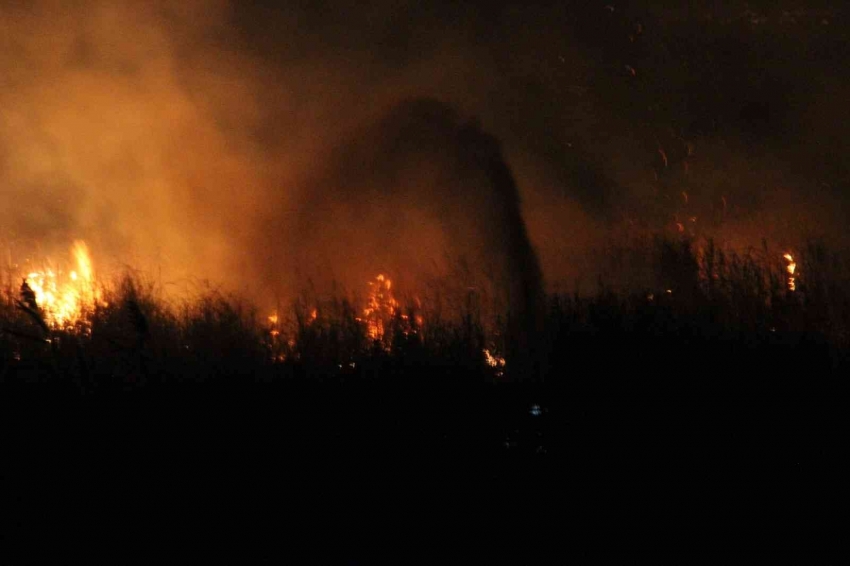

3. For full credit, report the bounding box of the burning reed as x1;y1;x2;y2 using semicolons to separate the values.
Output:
1;234;849;396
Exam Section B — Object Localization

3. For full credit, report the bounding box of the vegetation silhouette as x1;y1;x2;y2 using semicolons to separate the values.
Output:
2;235;847;558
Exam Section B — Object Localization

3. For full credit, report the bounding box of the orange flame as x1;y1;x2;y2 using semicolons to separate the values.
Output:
483;348;506;369
783;253;796;291
363;273;398;341
23;240;101;330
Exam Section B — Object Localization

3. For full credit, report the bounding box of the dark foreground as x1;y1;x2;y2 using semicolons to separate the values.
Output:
3;380;550;561
3;363;846;563
3;238;849;560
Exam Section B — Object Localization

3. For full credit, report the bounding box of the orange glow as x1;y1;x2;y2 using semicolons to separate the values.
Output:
783;253;796;291
363;273;398;341
783;253;796;274
267;312;281;337
22;240;101;331
483;348;505;369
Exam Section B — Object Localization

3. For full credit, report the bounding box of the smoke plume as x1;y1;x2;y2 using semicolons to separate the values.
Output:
280;98;543;319
1;1;848;306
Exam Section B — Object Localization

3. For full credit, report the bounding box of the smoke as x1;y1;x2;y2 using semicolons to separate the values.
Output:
0;1;264;283
277;98;543;320
0;1;847;306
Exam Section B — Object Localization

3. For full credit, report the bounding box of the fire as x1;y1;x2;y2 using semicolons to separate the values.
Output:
359;273;501;371
267;313;281;337
783;253;796;291
22;240;101;330
363;273;398;341
72;241;94;283
783;253;796;275
483;348;506;370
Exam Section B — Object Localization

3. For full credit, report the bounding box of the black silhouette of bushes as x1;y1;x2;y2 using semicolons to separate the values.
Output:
1;236;848;398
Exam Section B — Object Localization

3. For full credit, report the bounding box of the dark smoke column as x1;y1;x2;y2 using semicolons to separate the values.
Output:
385;99;545;377
291;98;545;377
452;107;546;372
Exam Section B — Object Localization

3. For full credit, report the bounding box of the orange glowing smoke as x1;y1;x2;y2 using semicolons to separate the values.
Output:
23;240;101;330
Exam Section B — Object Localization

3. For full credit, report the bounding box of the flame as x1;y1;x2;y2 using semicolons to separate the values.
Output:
363;273;398;341
268;313;280;337
483;348;506;369
783;252;796;291
22;240;100;330
783;253;796;274
72;241;94;283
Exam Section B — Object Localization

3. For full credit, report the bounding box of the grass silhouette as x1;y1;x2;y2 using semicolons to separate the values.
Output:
1;234;847;395
2;235;846;560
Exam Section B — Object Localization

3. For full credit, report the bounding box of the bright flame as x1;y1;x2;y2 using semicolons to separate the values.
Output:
483;347;506;378
363;273;398;341
22;240;100;330
783;252;797;291
72;241;94;283
483;348;505;369
783;253;796;275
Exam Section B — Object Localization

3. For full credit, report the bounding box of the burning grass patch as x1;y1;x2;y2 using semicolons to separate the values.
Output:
0;235;848;397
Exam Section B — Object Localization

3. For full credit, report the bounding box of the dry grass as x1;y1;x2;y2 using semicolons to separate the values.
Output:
1;235;848;396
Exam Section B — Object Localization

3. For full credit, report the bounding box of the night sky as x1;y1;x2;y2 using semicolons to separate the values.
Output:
1;1;847;301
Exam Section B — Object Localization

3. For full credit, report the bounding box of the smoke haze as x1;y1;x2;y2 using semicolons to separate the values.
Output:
1;1;847;305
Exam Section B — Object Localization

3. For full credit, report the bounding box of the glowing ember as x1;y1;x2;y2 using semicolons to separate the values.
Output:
22;240;100;330
783;253;797;291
